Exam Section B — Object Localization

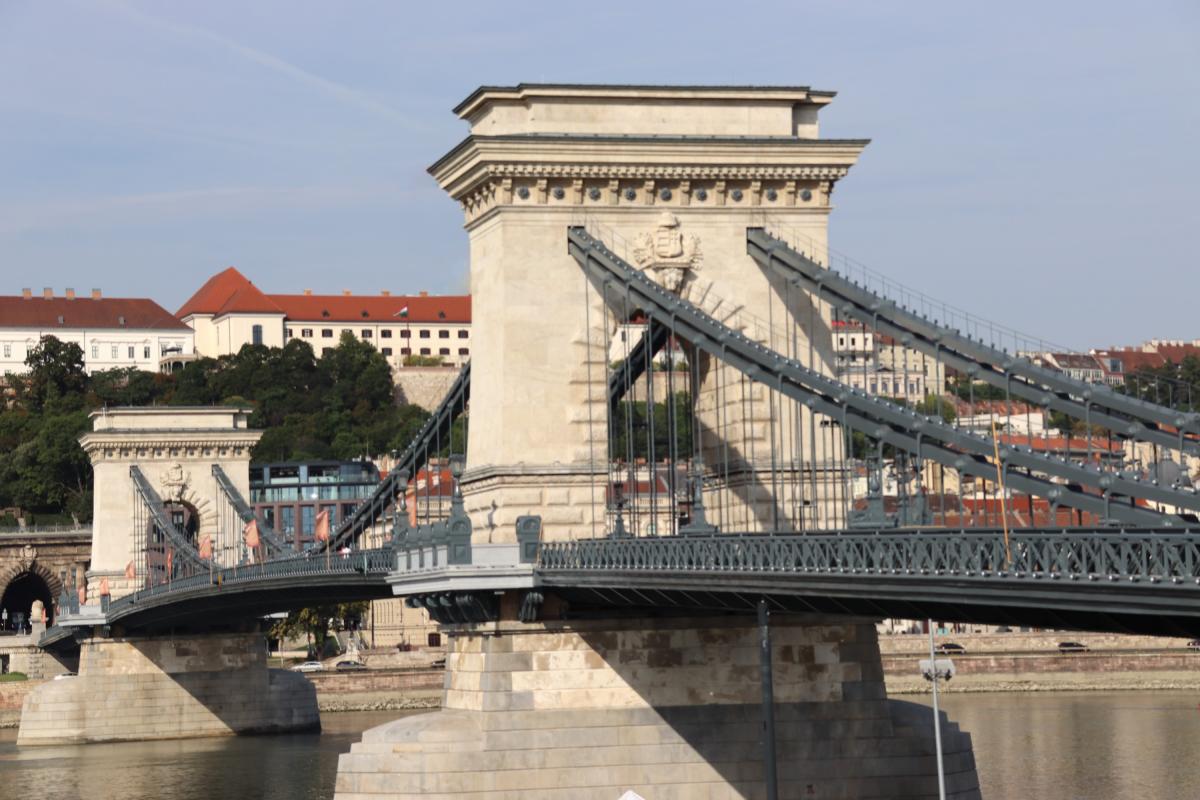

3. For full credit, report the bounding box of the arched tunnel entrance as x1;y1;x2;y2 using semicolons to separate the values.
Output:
1;571;54;632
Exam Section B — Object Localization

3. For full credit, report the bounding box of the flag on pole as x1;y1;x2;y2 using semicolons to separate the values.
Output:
244;518;261;549
166;548;174;577
315;509;331;543
77;584;87;605
98;577;110;597
198;534;213;560
398;306;409;318
124;560;136;581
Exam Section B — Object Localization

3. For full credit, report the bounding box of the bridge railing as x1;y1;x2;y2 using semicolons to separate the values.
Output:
107;547;395;614
538;530;1200;583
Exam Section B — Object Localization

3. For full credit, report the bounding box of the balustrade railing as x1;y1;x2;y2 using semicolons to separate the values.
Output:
538;530;1200;584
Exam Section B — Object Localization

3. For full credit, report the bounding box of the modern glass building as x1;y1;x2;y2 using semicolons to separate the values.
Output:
249;461;380;550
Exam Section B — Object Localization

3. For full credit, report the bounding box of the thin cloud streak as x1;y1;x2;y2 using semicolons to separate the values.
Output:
103;1;429;132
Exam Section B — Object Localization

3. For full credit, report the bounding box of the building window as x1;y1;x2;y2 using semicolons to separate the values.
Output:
91;345;98;358
361;329;372;338
419;330;430;339
439;347;450;356
341;329;351;337
2;344;9;358
438;330;450;339
400;329;411;338
321;329;333;338
301;328;313;337
144;346;150;359
381;347;392;357
420;347;431;355
111;345;118;358
286;328;293;338
457;330;469;339
458;348;469;356
381;329;392;338
401;347;411;355
252;324;263;346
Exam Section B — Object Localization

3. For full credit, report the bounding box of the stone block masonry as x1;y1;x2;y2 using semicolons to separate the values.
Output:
335;615;980;799
17;632;318;745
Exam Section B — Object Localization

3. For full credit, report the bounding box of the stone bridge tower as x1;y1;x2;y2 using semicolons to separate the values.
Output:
81;407;261;599
430;85;866;540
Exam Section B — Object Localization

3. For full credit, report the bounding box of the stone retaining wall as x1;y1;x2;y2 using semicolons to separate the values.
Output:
308;668;444;694
879;631;1194;655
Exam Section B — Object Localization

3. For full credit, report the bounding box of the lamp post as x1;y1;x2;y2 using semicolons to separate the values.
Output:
920;621;956;800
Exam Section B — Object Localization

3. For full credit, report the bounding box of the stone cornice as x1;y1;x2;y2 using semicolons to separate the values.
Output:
79;430;262;458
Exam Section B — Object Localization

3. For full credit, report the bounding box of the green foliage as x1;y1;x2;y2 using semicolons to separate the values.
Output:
402;355;445;367
610;392;693;462
949;376;1008;402
0;672;29;682
269;601;369;655
1117;356;1200;412
0;334;431;518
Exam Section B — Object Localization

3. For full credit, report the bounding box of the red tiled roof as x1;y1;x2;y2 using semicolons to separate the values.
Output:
0;296;190;331
266;294;470;324
178;268;471;324
176;267;283;318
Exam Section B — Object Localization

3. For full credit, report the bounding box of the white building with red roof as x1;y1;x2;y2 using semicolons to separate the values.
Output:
0;287;194;375
178;267;472;368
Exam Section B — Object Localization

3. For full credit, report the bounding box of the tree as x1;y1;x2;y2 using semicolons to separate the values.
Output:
17;336;88;412
270;601;369;657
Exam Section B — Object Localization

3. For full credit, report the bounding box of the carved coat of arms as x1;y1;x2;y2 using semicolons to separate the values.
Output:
160;462;190;501
632;212;702;293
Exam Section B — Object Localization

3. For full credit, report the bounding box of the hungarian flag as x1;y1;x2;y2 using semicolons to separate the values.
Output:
98;577;110;597
314;509;331;543
398;306;409;318
244;518;261;549
124;560;136;580
198;534;213;560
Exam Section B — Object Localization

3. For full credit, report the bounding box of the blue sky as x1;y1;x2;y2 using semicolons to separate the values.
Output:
1;1;1197;348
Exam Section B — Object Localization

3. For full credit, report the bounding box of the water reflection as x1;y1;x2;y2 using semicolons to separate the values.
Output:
923;691;1200;799
0;695;1197;799
0;711;418;800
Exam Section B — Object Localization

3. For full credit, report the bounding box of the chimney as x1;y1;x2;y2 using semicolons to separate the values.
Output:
303;289;313;296
381;290;391;297
419;290;429;297
43;287;53;299
21;288;31;300
118;315;126;326
91;288;102;300
65;288;75;300
342;289;352;296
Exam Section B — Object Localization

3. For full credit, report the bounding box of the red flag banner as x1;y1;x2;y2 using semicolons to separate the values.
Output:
314;509;330;543
98;577;110;597
244;518;260;550
166;548;174;575
77;584;86;605
124;560;136;581
198;534;213;560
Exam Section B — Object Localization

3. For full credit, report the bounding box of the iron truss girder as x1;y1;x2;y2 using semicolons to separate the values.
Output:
568;227;1197;525
746;228;1200;452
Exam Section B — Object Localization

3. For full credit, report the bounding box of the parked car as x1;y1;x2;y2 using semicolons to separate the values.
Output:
1186;640;1200;650
1058;641;1089;653
292;661;324;673
53;672;77;680
934;642;966;655
335;660;367;671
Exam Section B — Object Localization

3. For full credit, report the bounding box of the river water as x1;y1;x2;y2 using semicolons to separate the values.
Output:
0;693;1196;799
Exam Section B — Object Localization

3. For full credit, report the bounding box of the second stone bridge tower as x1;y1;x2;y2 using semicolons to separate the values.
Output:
429;84;868;541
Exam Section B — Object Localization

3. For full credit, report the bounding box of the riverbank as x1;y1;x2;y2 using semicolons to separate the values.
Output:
880;630;1200;694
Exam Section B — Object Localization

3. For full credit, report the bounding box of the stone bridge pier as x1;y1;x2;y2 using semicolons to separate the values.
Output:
336;611;978;799
19;628;317;745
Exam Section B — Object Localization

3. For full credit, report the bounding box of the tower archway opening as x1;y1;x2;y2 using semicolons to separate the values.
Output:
1;571;54;631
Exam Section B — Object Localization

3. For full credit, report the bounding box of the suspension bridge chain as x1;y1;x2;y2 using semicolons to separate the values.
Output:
211;464;289;554
319;361;471;555
129;466;208;570
568;227;1198;528
747;228;1200;455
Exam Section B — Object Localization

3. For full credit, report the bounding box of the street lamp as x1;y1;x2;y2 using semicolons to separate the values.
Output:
920;620;957;800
